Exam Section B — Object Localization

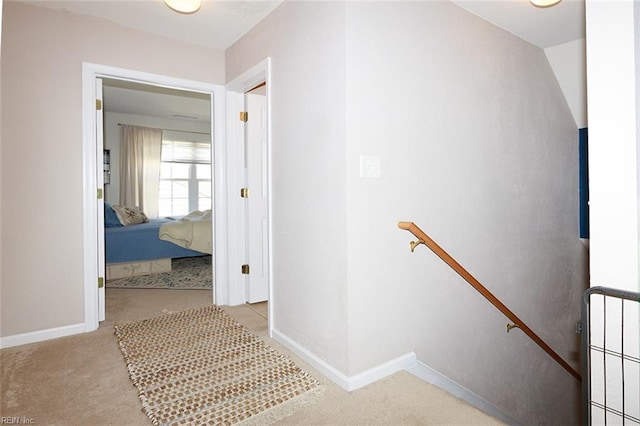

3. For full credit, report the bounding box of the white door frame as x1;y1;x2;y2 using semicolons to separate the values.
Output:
225;58;273;334
81;62;227;331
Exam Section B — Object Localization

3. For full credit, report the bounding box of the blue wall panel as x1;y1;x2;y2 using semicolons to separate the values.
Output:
579;128;589;239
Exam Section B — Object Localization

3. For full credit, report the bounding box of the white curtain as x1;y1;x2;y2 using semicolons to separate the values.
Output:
119;125;162;219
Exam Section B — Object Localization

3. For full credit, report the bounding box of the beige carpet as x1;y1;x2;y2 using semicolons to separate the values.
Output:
115;305;320;425
1;289;505;425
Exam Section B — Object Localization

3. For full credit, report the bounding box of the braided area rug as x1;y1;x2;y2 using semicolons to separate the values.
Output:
114;305;321;425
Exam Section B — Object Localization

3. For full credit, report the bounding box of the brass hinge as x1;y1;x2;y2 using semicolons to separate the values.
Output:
240;111;248;122
240;187;249;198
241;264;250;275
97;188;103;199
98;277;104;288
96;99;102;111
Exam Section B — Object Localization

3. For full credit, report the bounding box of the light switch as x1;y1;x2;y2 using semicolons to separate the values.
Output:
360;155;381;178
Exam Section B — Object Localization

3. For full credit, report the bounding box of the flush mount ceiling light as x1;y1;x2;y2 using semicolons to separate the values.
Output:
164;0;201;14
530;0;563;7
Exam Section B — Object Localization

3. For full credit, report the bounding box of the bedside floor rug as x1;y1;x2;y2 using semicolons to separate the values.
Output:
107;256;212;290
114;305;321;425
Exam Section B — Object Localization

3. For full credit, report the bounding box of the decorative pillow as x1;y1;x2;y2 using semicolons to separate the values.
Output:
112;205;148;226
104;203;123;228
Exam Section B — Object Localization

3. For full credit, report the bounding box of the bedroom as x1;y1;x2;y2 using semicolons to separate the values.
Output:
101;78;214;301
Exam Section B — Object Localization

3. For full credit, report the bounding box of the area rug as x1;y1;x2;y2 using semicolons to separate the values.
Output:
114;305;321;425
107;256;212;290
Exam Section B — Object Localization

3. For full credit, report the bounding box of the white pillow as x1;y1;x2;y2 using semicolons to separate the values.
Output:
112;205;148;226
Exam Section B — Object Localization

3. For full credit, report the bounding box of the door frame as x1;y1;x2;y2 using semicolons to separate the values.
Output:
81;62;227;331
225;58;273;334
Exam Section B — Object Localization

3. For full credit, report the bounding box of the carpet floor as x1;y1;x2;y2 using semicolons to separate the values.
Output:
107;256;212;290
1;289;504;425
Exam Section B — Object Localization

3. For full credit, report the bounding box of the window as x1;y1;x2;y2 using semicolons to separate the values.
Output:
158;131;211;217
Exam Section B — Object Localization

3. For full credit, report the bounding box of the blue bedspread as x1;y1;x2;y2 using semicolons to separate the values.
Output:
105;218;205;264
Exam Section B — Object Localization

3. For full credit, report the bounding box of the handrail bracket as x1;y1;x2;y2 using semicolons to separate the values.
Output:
409;239;425;252
506;323;521;333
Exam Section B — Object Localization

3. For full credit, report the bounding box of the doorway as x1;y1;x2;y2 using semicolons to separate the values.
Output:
100;78;213;315
224;58;273;334
82;63;227;331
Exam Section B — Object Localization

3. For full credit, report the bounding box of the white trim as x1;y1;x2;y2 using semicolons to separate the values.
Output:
82;62;227;331
348;352;417;391
0;323;85;349
82;64;100;332
226;59;270;93
224;90;247;307
225;58;273;334
272;326;520;422
407;361;522;426
272;328;416;392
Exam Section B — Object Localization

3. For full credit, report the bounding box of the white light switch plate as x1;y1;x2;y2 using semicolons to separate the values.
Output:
360;155;381;178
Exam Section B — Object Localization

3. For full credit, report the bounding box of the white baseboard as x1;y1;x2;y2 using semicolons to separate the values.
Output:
348;352;417;391
0;323;86;349
271;328;416;391
408;361;522;426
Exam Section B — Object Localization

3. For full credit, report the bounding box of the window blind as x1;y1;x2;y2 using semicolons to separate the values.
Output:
161;140;211;164
162;130;211;164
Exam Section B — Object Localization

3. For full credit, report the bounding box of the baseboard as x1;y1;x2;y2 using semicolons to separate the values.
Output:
408;361;522;426
348;352;417;391
271;328;416;391
0;323;86;349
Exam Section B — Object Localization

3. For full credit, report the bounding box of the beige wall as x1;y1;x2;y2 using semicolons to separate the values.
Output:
0;0;4;336
0;2;224;337
227;1;588;424
227;0;350;373
345;3;586;424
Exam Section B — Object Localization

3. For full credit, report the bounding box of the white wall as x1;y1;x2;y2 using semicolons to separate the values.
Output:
0;2;224;339
585;0;640;422
227;1;587;424
586;1;638;293
103;112;211;206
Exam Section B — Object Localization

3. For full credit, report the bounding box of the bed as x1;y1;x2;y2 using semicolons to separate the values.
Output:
104;203;210;279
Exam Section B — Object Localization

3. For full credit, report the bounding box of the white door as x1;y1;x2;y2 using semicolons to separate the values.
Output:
96;78;106;321
245;92;269;303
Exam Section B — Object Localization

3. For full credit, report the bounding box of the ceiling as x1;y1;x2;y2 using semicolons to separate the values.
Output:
13;0;585;121
451;0;585;49
14;0;286;50
102;79;212;123
14;0;585;51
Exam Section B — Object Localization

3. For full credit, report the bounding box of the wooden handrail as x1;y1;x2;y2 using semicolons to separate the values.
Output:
398;221;582;383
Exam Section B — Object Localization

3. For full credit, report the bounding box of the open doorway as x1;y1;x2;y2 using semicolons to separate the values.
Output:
82;63;227;331
100;78;214;315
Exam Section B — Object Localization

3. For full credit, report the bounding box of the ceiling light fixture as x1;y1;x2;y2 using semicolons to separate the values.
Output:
530;0;563;7
164;0;201;14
